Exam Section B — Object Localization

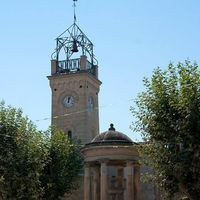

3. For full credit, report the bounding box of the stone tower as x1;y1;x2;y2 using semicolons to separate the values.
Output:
48;22;101;144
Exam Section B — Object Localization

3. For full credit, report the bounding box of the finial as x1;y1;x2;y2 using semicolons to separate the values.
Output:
73;0;78;24
109;123;116;131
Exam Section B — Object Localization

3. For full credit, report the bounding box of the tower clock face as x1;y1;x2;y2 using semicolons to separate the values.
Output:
63;96;75;108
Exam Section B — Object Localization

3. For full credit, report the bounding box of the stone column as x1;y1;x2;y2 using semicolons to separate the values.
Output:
93;167;100;200
51;59;57;75
134;163;141;200
127;161;134;200
84;163;91;200
80;55;87;70
93;65;99;78
117;167;124;200
100;161;108;200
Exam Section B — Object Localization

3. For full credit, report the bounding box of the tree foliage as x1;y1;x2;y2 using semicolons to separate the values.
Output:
0;102;83;200
0;102;49;199
131;61;200;200
41;128;83;200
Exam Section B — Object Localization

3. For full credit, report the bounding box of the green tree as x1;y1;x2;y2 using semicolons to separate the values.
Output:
132;61;200;200
0;102;83;200
41;127;83;200
0;102;49;199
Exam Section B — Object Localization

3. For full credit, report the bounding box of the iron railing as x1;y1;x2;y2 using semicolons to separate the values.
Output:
57;58;95;76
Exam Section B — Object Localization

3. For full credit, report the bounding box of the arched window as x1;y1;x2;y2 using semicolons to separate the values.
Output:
68;130;72;139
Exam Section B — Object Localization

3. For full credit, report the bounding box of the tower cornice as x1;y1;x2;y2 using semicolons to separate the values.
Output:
47;71;102;86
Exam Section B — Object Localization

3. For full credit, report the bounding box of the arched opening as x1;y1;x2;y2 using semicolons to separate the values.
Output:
68;130;72;139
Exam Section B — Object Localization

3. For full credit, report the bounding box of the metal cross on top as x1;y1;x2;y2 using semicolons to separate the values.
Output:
73;0;78;23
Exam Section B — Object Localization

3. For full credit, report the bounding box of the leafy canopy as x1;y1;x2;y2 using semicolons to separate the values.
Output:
41;128;83;200
132;61;200;200
0;102;83;200
0;101;49;199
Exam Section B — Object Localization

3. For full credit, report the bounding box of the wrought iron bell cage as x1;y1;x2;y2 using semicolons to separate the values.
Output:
51;23;98;75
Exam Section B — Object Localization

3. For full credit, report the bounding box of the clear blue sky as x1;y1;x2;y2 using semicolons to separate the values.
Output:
0;0;200;141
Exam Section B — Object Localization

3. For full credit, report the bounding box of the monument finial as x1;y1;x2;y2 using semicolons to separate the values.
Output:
109;124;116;131
73;0;78;24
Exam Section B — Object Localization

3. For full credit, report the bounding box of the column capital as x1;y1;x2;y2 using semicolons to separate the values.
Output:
99;159;109;164
126;160;134;167
84;162;91;168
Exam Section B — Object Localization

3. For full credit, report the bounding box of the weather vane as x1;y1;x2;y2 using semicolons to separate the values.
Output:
73;0;78;24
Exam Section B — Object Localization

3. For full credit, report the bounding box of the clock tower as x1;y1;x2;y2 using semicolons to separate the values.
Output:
48;13;101;144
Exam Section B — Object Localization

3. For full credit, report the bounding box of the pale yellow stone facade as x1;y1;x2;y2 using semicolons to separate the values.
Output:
48;58;101;144
82;143;141;200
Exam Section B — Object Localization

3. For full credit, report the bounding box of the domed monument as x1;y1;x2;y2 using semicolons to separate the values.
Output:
82;124;141;200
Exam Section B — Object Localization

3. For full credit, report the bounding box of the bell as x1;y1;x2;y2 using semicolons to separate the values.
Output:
71;40;78;53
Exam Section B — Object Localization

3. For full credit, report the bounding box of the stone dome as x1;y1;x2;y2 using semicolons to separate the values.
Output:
88;124;133;146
